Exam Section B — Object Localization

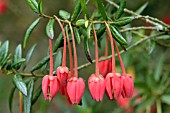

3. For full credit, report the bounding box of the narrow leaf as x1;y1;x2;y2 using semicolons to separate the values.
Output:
24;80;34;113
84;37;92;63
53;32;63;52
26;0;39;13
80;0;89;18
154;54;164;82
115;0;126;19
86;23;92;39
24;18;40;48
135;2;148;14
38;0;43;14
32;84;42;105
0;41;9;64
12;58;26;68
13;44;22;70
73;28;81;44
54;51;62;70
9;87;16;113
31;52;57;72
12;74;27;96
59;10;71;20
23;44;36;70
96;0;108;20
46;19;55;39
71;0;82;22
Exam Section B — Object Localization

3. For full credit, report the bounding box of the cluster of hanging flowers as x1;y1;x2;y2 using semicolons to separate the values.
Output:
42;18;134;104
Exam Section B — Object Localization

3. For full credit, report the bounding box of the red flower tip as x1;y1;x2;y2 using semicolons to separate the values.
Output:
99;57;112;77
116;95;129;108
88;74;105;102
122;75;134;98
42;75;59;101
105;73;123;100
66;77;85;104
57;66;69;86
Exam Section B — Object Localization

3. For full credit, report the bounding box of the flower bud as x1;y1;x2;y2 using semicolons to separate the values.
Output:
57;66;69;86
99;57;112;77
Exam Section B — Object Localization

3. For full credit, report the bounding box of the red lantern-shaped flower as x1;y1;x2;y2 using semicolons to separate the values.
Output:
66;77;85;104
88;74;105;101
42;75;59;101
99;57;112;77
105;73;123;99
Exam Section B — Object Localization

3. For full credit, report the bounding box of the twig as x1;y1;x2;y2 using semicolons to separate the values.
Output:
105;0;170;29
77;32;164;70
120;26;158;32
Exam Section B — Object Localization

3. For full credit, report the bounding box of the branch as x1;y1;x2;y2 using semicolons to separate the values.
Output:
105;0;170;30
77;32;164;70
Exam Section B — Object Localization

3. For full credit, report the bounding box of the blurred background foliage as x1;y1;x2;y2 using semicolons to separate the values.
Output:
0;0;170;113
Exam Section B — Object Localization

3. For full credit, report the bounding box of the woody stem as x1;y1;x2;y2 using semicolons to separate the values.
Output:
113;39;126;75
92;24;99;76
54;16;67;67
49;39;53;76
66;26;73;76
69;23;78;77
105;22;116;73
105;33;109;57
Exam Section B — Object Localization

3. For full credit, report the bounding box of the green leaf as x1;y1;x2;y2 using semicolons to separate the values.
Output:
162;94;170;105
96;25;106;40
32;84;42;105
73;28;81;44
59;10;71;20
76;19;86;27
23;44;37;70
0;41;9;65
84;37;92;63
12;74;27;96
9;87;16;113
38;0;43;14
54;51;62;70
46;19;55;39
12;58;26;68
80;0;89;18
86;23;92;39
24;18;40;48
96;0;108;20
26;0;39;13
13;44;22;69
53;32;63;52
71;0;82;22
145;39;155;54
24;80;34;113
113;17;135;26
115;0;126;19
31;52;57;72
135;2;148;14
110;25;128;45
154;54;164;82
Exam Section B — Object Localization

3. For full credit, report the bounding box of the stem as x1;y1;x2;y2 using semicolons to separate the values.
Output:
54;16;67;67
66;26;74;76
156;99;162;113
113;39;126;75
19;92;23;113
68;23;78;77
104;33;109;56
49;39;53;76
92;24;99;76
105;22;116;73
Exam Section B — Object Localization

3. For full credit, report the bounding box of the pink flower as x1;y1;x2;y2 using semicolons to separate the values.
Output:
57;66;69;86
66;77;85;104
105;73;123;100
0;0;7;15
88;74;105;102
99;57;112;77
122;75;134;98
42;75;59;101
